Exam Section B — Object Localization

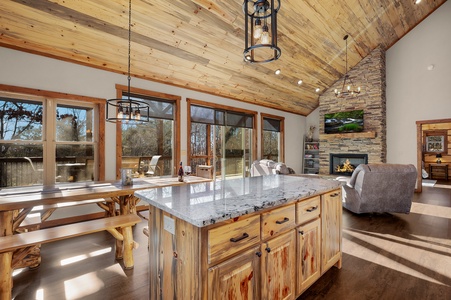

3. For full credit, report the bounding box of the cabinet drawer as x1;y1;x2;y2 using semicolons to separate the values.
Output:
296;196;320;225
261;205;296;240
208;215;260;265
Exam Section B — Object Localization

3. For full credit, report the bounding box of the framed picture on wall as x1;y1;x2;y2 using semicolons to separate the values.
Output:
424;130;447;153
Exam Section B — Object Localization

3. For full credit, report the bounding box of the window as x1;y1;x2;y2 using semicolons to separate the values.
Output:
261;114;284;162
0;88;102;188
116;86;180;178
188;100;256;179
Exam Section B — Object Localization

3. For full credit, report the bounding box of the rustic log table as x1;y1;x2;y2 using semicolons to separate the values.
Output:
0;176;210;300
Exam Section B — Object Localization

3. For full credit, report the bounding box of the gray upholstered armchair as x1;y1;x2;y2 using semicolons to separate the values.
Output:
342;164;417;214
250;159;290;176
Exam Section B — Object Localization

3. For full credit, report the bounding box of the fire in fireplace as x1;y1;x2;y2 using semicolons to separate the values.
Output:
330;153;368;175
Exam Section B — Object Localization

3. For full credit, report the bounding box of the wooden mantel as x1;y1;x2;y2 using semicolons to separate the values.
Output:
319;131;377;140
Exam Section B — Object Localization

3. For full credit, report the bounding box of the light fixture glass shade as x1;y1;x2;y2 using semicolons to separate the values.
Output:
243;0;281;63
106;98;150;122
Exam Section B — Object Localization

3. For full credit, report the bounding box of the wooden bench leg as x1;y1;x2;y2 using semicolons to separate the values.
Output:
0;211;13;300
0;252;13;300
122;225;135;269
115;230;124;260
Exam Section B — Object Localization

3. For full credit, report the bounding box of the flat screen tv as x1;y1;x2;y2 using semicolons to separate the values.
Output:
324;110;364;134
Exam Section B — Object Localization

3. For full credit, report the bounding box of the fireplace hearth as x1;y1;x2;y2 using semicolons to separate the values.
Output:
330;153;368;176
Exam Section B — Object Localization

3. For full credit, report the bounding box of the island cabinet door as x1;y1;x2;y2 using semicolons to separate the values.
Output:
296;218;321;294
321;189;342;273
261;230;296;300
207;246;261;300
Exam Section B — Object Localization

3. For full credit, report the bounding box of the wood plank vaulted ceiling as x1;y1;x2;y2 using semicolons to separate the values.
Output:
0;0;446;115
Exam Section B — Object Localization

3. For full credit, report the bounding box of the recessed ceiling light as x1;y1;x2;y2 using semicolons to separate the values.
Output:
274;69;281;75
297;80;303;85
315;88;320;93
414;0;421;4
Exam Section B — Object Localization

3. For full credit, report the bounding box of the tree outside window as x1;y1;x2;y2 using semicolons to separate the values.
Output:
0;92;99;187
261;114;284;162
120;93;175;177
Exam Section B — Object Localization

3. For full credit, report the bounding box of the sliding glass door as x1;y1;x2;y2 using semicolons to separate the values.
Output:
189;103;255;179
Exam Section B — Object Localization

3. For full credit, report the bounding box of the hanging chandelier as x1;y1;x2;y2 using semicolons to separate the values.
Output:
334;35;361;98
106;0;150;122
243;0;281;63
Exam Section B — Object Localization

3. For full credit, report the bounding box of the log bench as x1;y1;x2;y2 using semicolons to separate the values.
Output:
0;214;141;254
12;197;117;270
0;214;141;298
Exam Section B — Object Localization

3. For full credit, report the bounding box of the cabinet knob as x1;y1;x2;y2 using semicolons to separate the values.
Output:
256;251;262;257
265;246;271;253
229;232;249;243
298;230;304;235
276;217;289;224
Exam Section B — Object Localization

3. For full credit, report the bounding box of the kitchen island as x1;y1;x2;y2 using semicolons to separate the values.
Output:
136;175;343;299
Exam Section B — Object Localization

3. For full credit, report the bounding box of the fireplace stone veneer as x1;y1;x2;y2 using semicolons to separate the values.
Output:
317;47;387;174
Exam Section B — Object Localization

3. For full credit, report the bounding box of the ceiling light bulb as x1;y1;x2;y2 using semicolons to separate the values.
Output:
275;69;281;75
347;85;351;91
297;80;303;85
261;31;270;44
315;88;320;93
117;106;124;119
414;0;421;4
253;19;263;39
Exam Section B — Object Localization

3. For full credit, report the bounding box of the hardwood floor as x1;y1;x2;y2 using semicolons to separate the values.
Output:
12;186;451;299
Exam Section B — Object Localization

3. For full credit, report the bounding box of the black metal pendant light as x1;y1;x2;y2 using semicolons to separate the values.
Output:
334;35;361;98
106;0;150;123
243;0;281;63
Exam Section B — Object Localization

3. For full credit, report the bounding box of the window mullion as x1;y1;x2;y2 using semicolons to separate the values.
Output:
43;98;56;185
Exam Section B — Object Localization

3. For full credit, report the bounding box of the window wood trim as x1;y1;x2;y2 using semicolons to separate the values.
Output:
115;85;181;178
187;98;258;169
0;84;106;181
261;113;285;162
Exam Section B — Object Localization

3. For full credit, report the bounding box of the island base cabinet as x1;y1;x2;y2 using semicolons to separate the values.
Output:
147;188;342;300
261;230;296;300
296;218;321;294
321;190;342;273
207;246;261;300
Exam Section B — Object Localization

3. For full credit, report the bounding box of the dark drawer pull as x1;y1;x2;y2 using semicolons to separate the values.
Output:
306;206;318;212
230;233;249;243
330;193;339;197
276;217;289;224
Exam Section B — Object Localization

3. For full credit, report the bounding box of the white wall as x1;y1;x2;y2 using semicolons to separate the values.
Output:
0;47;305;177
306;107;320;141
386;1;451;167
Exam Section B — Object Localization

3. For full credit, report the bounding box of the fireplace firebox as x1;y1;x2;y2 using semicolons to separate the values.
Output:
330;153;368;176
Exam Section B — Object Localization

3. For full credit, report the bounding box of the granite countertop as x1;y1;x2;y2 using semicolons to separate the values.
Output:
135;175;342;227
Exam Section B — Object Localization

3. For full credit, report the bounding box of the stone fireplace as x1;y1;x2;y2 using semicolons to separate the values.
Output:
317;47;387;174
330;153;368;176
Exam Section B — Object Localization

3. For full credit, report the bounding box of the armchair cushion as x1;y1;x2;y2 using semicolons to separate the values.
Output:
342;163;417;214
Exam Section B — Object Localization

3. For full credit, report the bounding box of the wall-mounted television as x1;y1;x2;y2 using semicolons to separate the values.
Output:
324;110;364;134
